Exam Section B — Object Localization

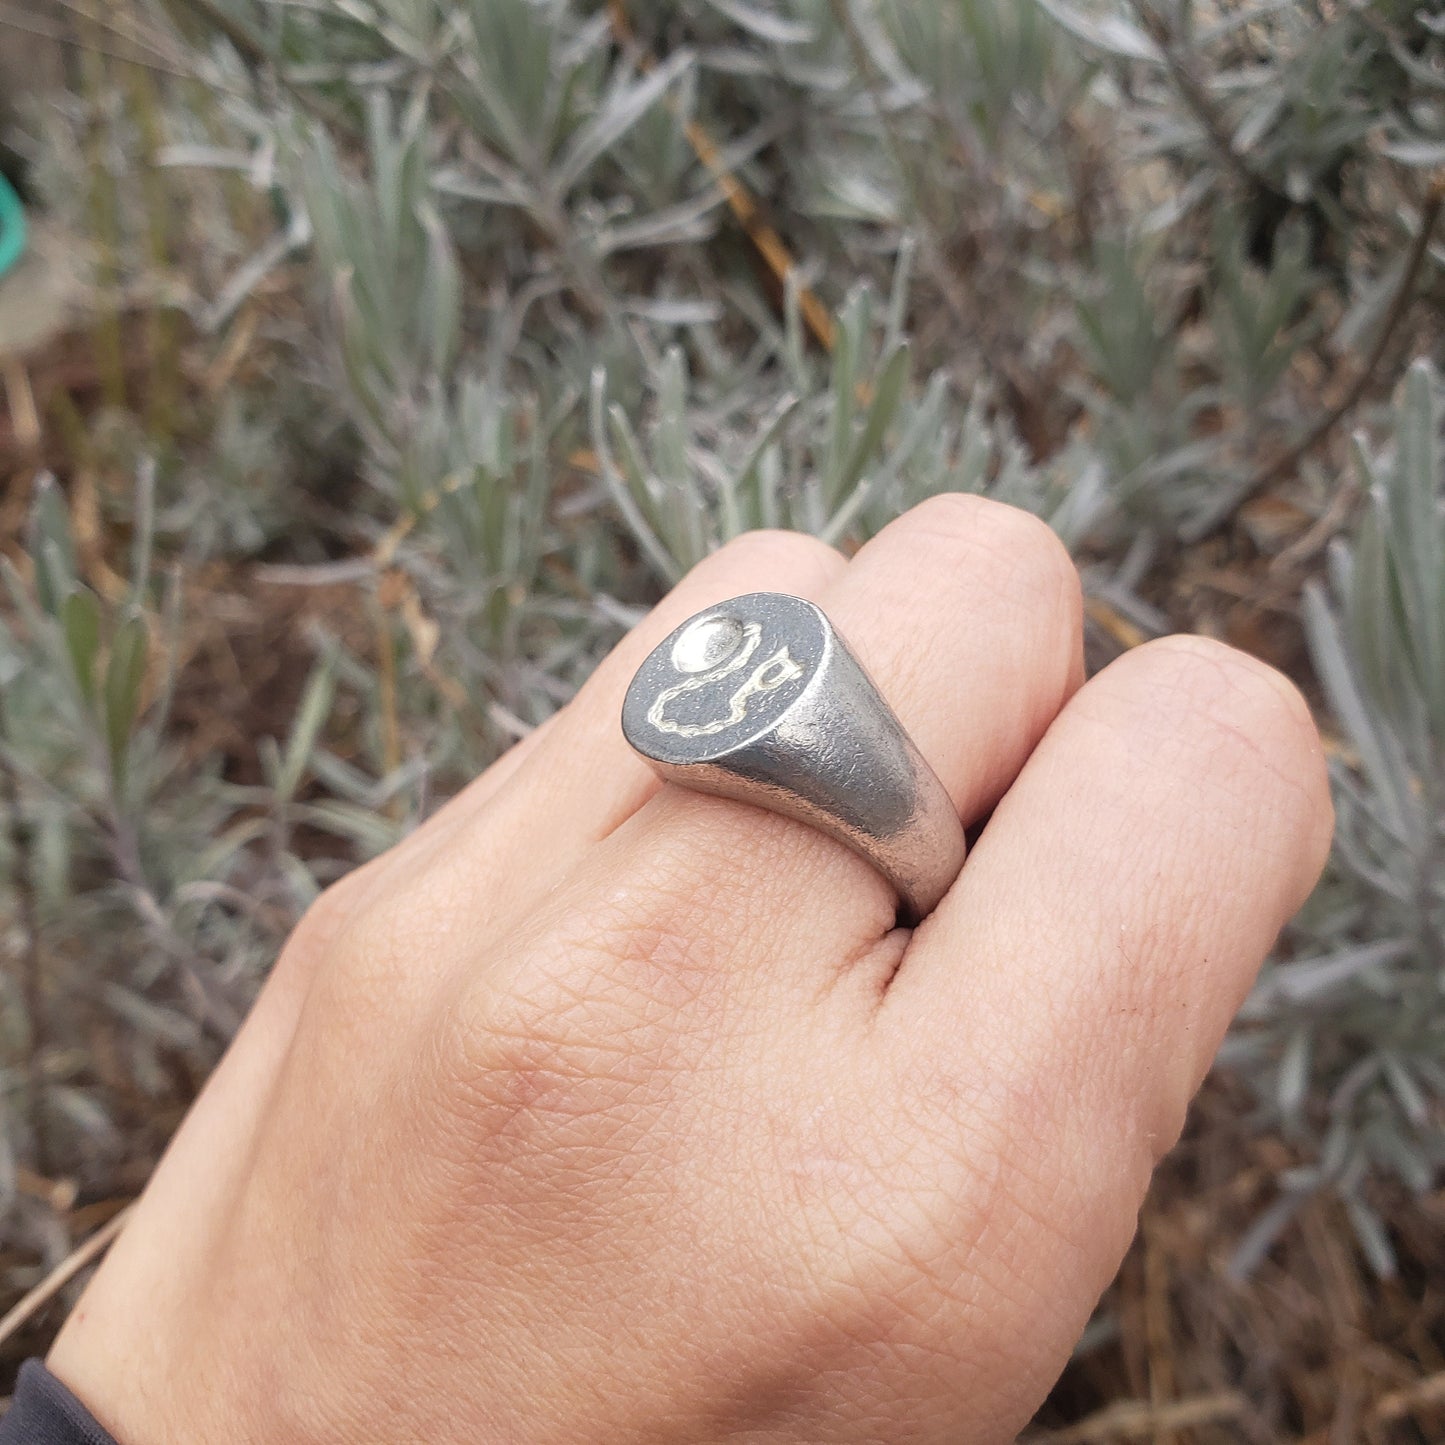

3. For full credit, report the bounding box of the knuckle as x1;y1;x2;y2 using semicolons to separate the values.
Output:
435;932;685;1179
899;495;1080;619
708;527;843;578
550;850;731;1018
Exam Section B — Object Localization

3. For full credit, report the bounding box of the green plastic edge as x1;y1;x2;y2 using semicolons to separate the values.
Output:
0;172;27;280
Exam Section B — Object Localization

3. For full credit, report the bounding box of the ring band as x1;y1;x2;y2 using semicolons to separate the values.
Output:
621;592;966;923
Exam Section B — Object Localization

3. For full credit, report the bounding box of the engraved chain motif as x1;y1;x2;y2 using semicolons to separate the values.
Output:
647;622;805;738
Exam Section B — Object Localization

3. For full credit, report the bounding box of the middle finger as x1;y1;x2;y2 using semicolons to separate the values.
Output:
591;494;1086;999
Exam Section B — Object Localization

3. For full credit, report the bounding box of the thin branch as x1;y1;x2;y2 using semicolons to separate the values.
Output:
1184;185;1444;545
1019;1391;1246;1444
1372;1367;1445;1423
1126;0;1290;210
0;1205;133;1348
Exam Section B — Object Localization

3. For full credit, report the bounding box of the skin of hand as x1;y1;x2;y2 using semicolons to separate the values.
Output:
47;496;1332;1445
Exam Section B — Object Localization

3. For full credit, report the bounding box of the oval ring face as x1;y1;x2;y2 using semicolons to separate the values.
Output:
622;592;828;764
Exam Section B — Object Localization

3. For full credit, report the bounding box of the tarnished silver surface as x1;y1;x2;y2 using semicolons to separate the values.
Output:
621;592;966;923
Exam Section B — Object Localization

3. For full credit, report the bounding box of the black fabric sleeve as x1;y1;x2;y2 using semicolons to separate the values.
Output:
1;1362;118;1445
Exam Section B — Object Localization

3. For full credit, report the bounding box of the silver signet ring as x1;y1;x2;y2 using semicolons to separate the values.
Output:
621;592;966;923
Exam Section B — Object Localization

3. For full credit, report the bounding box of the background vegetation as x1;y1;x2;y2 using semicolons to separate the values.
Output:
1;0;1443;1438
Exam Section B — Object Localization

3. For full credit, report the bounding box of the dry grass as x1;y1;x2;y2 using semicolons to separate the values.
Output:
1037;1084;1445;1443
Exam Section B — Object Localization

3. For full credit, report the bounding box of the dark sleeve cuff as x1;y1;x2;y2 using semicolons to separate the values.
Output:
1;1362;119;1445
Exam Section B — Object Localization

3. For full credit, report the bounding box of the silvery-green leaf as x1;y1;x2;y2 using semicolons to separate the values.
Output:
704;0;815;45
48;1087;121;1152
591;370;680;585
61;588;102;707
192;818;271;881
1303;583;1411;840
277;652;338;804
293;801;405;856
837;343;910;499
596;189;724;254
1344;1194;1398;1280
1381;137;1445;168
104;613;149;788
1381;1054;1429;1128
1246;940;1410;1011
1388;40;1445;92
1229;1190;1309;1281
416;200;462;374
1233;88;1284;154
552;50;693;195
103;984;203;1051
1277;1027;1311;1122
620;297;723;324
1035;0;1164;62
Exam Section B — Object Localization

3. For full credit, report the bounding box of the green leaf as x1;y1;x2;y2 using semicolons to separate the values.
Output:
416;200;462;375
104;612;149;787
704;0;813;45
552;50;694;194
837;343;910;499
276;651;338;804
1034;0;1163;63
0;555;48;645
591;370;681;585
129;460;156;607
28;477;77;616
293;800;405;856
61;587;102;706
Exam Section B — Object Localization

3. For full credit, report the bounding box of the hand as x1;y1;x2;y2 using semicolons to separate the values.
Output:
48;497;1332;1444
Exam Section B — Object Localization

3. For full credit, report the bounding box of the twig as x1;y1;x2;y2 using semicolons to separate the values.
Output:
1266;470;1363;576
1372;1367;1445;1422
0;752;51;1178
1020;1392;1246;1444
373;589;402;784
678;116;836;351
0;1206;133;1349
1142;1217;1178;1445
1183;184;1444;545
2;360;42;453
1126;0;1289;210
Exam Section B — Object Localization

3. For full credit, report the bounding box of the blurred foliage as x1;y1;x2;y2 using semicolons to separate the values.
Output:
1224;362;1445;1282
1;0;1444;1398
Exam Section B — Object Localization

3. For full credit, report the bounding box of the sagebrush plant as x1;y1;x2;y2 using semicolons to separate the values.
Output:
1;0;1443;1349
1225;362;1445;1279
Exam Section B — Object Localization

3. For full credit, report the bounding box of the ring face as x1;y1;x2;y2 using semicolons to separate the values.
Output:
622;592;967;924
623;593;826;762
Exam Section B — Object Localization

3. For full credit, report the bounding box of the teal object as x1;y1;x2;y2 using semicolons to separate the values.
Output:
0;172;26;280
